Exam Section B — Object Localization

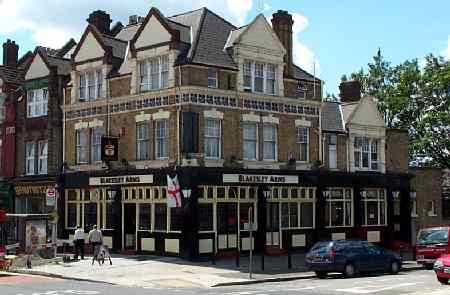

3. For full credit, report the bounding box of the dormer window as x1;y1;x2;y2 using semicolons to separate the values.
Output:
79;70;103;101
27;88;48;118
354;137;379;171
242;59;277;95
139;55;169;92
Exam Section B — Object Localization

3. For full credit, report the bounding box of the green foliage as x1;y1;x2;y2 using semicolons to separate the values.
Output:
345;50;450;168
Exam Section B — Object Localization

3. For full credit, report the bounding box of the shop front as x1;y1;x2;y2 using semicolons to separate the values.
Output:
13;178;57;215
61;167;411;260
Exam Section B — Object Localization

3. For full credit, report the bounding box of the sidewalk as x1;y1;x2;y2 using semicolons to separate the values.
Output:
11;253;424;289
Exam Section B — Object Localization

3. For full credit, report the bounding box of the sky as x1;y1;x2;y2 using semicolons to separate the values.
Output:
0;0;449;95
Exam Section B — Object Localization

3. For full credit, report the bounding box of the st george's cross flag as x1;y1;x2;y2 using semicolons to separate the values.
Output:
167;175;182;208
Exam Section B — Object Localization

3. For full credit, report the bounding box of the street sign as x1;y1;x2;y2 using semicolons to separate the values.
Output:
46;186;57;207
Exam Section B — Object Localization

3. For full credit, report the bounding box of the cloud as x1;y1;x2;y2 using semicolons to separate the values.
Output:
0;0;254;48
291;13;321;75
442;35;450;60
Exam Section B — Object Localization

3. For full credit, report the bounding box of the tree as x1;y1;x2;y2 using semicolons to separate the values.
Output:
344;51;450;169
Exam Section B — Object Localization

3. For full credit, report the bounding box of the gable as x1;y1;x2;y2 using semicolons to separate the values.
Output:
348;97;386;128
236;15;285;54
74;31;105;63
135;16;172;49
25;54;50;80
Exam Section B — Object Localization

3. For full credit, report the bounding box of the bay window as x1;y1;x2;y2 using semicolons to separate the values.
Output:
204;118;221;159
27;88;48;117
136;122;150;160
361;189;387;226
354;137;379;170
296;127;309;162
26;142;36;175
263;124;277;161
155;119;168;159
139;55;169;92
38;140;48;174
79;70;102;100
242;59;277;95
243;122;257;160
325;188;353;227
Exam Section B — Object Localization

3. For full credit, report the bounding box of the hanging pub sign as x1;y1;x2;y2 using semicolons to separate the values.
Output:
101;136;119;162
223;174;299;184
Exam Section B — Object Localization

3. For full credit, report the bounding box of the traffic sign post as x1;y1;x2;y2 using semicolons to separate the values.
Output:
248;206;253;279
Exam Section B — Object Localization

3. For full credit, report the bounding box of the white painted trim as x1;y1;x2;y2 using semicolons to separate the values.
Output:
295;119;311;127
262;115;279;124
152;110;170;120
74;121;89;130
135;111;152;122
204;109;224;120
88;119;104;128
242;113;260;122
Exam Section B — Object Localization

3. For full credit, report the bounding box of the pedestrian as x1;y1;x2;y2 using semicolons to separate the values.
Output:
88;225;103;265
73;226;85;260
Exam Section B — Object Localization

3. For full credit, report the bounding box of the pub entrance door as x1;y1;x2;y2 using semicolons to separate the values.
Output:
123;204;136;250
217;202;238;250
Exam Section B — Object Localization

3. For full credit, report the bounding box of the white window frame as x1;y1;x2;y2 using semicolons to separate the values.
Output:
91;128;103;163
427;200;437;216
296;127;309;163
361;188;387;226
155;119;169;160
328;134;337;169
207;68;218;88
325;188;353;228
37;140;48;175
263;124;277;161
76;130;89;164
242;59;277;95
27;88;48;118
26;142;36;175
243;122;258;160
139;55;170;92
354;137;379;171
136;122;150;161
204;118;221;160
79;70;103;101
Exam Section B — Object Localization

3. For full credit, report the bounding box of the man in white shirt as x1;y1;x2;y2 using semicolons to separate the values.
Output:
88;225;103;263
73;226;85;260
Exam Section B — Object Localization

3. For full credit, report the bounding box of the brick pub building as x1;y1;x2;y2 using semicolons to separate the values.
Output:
59;7;412;260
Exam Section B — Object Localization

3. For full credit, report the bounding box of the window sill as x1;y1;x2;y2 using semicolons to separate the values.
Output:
362;224;388;227
242;161;280;170
132;160;171;169
204;159;224;167
325;225;353;228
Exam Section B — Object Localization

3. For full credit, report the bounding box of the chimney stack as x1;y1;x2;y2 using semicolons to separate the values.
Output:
129;15;138;25
339;80;362;102
271;10;294;76
2;39;19;68
87;10;112;35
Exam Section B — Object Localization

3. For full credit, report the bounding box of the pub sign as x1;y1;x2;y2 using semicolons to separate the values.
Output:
101;136;119;162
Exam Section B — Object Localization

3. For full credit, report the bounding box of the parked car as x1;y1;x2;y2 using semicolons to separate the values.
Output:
433;254;450;284
416;227;450;269
305;240;402;278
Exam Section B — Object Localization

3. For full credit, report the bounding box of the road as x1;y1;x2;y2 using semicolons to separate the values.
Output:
0;270;449;295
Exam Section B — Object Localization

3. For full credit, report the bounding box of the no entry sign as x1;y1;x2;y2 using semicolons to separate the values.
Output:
46;186;57;207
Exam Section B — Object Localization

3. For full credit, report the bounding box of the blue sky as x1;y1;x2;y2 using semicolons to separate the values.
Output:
1;0;449;95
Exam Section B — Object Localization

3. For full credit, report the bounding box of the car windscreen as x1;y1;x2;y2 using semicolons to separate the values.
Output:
417;228;449;246
309;242;333;254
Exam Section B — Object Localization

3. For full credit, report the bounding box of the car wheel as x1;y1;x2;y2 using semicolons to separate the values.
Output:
344;263;356;278
390;261;400;274
438;277;449;285
425;263;434;270
315;271;327;279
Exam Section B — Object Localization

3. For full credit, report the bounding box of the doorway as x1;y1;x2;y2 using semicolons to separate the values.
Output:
123;204;136;250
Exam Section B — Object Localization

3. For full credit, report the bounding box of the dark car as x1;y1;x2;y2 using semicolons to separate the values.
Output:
305;240;402;278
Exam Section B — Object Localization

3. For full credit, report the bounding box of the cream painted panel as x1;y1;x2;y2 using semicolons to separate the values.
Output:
75;61;103;71
69;234;74;242
292;234;306;247
141;238;155;251
241;237;254;250
135;16;171;49
25;54;50;80
349;98;386;127
367;231;381;243
103;236;113;249
165;238;180;253
331;232;346;241
218;234;227;249
75;32;105;63
228;234;237;248
199;239;213;254
238;16;285;53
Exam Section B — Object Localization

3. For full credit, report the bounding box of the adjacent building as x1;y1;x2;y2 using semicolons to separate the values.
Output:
57;7;412;260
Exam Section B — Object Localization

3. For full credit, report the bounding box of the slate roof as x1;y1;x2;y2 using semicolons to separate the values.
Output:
322;101;346;133
46;55;72;76
291;65;320;82
102;35;128;59
0;66;24;85
341;102;359;124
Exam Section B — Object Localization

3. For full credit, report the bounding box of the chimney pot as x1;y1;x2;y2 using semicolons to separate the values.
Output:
2;39;19;68
129;15;138;25
339;80;362;102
